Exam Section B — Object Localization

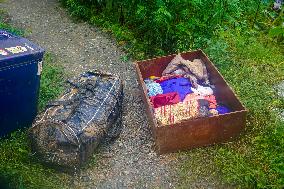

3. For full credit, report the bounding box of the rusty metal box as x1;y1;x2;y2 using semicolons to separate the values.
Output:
135;50;247;154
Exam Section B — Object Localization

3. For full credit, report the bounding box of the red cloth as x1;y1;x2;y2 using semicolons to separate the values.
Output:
204;95;217;109
155;75;183;83
150;92;181;108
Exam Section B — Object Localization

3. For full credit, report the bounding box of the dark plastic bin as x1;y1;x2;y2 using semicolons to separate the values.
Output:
0;30;45;137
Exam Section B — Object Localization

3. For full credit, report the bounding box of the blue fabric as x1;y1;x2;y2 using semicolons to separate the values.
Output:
216;105;231;114
160;78;193;101
144;79;163;97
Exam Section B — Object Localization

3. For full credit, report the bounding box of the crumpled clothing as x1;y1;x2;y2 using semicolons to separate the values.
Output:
154;99;210;125
216;105;231;115
155;75;183;83
198;99;211;117
191;84;214;96
162;54;210;88
150;92;180;108
160;78;193;101
209;109;219;116
154;101;198;125
184;93;217;109
144;79;163;97
205;95;217;109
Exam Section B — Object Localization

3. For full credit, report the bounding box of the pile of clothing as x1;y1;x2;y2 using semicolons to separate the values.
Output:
144;54;231;126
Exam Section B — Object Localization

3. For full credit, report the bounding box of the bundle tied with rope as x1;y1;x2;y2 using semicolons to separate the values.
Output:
29;71;123;169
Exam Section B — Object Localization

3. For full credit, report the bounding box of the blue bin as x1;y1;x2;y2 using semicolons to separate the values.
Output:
0;30;45;137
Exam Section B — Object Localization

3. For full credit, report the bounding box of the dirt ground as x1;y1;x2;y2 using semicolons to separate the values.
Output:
1;0;225;188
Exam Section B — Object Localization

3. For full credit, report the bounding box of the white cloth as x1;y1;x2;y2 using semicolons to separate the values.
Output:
191;84;213;96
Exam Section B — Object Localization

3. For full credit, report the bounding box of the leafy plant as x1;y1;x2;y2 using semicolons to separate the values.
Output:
38;53;65;110
61;0;284;188
205;30;284;188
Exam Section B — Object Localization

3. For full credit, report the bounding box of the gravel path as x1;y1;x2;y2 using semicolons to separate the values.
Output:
1;0;222;188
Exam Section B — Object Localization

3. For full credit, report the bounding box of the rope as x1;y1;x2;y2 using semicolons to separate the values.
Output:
83;79;118;129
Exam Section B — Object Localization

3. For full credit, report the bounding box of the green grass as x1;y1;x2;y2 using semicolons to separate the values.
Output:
210;31;283;188
178;31;284;188
0;11;71;189
38;53;66;110
0;10;98;188
61;1;284;188
0;9;24;35
0;131;71;189
1;0;283;188
0;53;70;189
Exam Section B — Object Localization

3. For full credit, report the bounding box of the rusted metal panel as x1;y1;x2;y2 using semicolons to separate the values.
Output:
135;50;247;154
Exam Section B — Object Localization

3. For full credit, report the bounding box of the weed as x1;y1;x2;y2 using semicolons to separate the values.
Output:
0;9;24;36
61;0;284;188
38;53;65;110
0;131;70;189
0;10;70;188
206;30;284;188
61;0;283;60
120;55;129;62
0;52;69;188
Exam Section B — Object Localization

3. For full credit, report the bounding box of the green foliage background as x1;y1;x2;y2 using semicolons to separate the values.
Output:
0;0;283;188
60;0;284;188
61;0;283;59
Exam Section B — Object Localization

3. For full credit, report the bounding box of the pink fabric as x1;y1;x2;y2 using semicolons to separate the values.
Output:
183;94;217;109
204;95;217;109
150;92;181;108
154;100;199;125
183;93;204;101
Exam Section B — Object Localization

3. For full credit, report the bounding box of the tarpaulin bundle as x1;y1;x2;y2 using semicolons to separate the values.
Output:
29;71;123;168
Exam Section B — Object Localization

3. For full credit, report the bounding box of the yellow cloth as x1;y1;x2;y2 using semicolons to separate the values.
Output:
149;76;160;80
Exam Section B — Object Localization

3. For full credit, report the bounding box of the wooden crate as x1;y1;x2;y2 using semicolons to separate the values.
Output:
135;50;247;154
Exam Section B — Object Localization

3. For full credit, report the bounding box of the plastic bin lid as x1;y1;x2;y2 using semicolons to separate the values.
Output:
0;30;45;68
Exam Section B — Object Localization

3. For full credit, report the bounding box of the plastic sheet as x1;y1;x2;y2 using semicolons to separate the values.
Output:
29;71;123;168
